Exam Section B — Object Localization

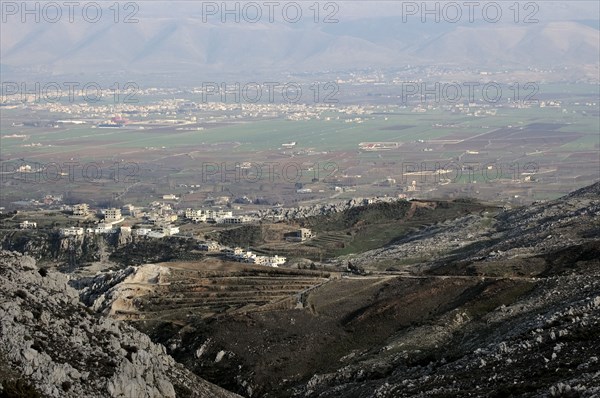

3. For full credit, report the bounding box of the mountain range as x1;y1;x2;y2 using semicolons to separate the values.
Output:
1;14;598;81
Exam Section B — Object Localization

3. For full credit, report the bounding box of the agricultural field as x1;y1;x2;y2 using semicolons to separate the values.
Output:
1;83;598;208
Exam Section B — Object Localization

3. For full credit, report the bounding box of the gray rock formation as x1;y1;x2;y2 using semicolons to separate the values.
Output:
0;250;240;398
259;197;402;220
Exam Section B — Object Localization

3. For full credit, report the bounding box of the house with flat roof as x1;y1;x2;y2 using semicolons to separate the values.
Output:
19;220;37;229
73;203;89;217
285;228;313;242
104;208;122;222
60;227;84;236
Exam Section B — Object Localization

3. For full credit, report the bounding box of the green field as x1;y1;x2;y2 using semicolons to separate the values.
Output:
2;101;598;156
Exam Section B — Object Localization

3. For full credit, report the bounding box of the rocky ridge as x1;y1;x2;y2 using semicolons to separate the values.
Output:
0;250;240;398
258;197;403;220
332;182;600;271
294;267;600;397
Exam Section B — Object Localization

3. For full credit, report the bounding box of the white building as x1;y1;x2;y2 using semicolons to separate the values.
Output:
161;225;180;236
206;210;233;223
104;208;122;222
73;203;89;217
19;220;37;229
223;247;244;257
147;230;165;238
250;255;269;265
220;215;253;224
121;204;136;215
191;214;207;223
247;254;286;267
186;208;235;223
234;251;256;262
61;227;84;236
199;241;221;252
185;208;202;218
266;255;286;267
134;227;152;236
286;228;313;242
264;214;285;222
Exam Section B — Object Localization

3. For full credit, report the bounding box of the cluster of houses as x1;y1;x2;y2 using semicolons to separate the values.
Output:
198;242;286;267
184;208;256;224
61;203;181;238
51;201;297;267
132;224;180;238
60;223;122;236
61;206;126;236
58;202;258;238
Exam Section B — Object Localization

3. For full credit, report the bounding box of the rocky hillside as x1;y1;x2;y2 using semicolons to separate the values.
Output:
332;182;600;274
2;182;597;398
0;229;204;268
292;182;600;397
294;256;600;397
75;182;597;398
0;250;240;398
0;230;128;266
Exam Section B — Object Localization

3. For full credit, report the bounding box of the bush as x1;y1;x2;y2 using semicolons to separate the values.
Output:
0;379;42;398
61;380;72;392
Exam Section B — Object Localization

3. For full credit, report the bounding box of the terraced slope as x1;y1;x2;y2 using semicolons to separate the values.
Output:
90;260;331;322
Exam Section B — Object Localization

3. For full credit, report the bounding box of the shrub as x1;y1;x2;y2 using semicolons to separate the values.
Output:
0;379;42;398
61;380;72;392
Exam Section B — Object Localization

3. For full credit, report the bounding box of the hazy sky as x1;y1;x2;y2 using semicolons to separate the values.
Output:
1;0;598;81
136;1;599;22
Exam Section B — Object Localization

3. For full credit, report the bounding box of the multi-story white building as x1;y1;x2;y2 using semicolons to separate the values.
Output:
207;210;233;223
85;223;117;234
104;208;122;222
185;208;236;223
185;208;205;218
186;209;208;223
190;214;207;223
73;203;89;217
161;225;180;236
220;215;253;224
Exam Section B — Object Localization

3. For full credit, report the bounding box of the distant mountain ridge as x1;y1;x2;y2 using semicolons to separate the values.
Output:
1;15;598;80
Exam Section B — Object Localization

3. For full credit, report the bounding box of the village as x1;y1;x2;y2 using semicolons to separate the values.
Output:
12;198;319;268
